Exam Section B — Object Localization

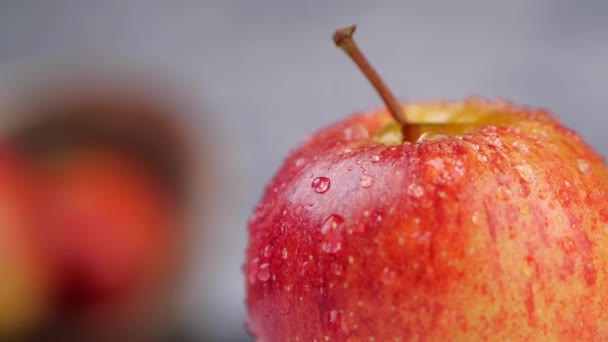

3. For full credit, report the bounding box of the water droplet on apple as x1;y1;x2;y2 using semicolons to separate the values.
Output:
515;164;535;183
347;166;353;171
522;256;536;277
295;158;306;168
496;185;512;200
477;154;488;162
321;214;345;254
512;141;529;154
412;230;432;243
561;236;577;254
282;248;289;259
371;155;380;163
560;190;572;205
331;262;344;276
417;131;448;142
258;263;270;282
327;310;346;333
312;177;331;193
381;267;396;285
471;211;482;225
486;134;503;147
263;245;273;258
300;261;310;276
408;183;424;198
343;125;369;140
248;257;260;284
576;159;590;174
359;174;374;188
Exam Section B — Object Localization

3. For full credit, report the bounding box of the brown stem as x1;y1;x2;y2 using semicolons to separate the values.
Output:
333;25;408;126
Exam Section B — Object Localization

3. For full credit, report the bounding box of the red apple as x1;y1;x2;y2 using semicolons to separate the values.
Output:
0;146;50;338
245;26;608;340
39;147;179;324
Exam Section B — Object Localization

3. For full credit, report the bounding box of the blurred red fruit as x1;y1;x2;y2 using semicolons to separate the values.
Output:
37;147;180;316
0;147;50;339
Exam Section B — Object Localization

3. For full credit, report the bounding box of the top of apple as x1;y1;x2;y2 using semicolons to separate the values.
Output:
333;25;541;144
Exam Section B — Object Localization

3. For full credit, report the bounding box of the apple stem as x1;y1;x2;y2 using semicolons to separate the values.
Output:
333;25;408;127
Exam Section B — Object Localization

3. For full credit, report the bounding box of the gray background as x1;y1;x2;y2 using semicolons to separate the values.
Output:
1;1;607;340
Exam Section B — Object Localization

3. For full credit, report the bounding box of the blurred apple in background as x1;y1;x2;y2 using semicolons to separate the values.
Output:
7;70;196;340
0;146;50;340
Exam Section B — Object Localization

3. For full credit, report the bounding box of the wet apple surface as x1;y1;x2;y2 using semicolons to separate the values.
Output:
245;26;608;341
246;98;608;340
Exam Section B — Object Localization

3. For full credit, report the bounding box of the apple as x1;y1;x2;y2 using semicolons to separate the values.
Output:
7;75;191;339
0;146;50;339
245;26;608;340
32;146;181;332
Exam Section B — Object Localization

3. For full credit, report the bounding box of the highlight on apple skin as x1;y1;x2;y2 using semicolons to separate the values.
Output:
244;25;608;341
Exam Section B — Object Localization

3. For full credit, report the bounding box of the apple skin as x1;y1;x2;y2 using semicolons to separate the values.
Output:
0;147;49;338
245;98;608;341
36;147;180;320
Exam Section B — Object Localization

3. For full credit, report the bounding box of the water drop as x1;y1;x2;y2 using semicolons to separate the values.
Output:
477;154;488;162
331;262;344;276
561;236;577;254
512;141;529;153
523;256;536;277
560;190;571;205
359;174;374;188
282;248;289;259
496;185;512;200
263;245;273;258
248;257;260;284
426;157;445;170
471;211;482;225
295;158;306;168
417;131;448;142
515;164;535;183
347;166;353;171
576;159;590;174
343;125;369;140
258;263;270;282
381;267;396;285
321;214;345;254
312;177;331;193
300;261;310;276
412;230;432;243
408;183;424;198
486;135;503;147
328;310;346;333
371;155;380;163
